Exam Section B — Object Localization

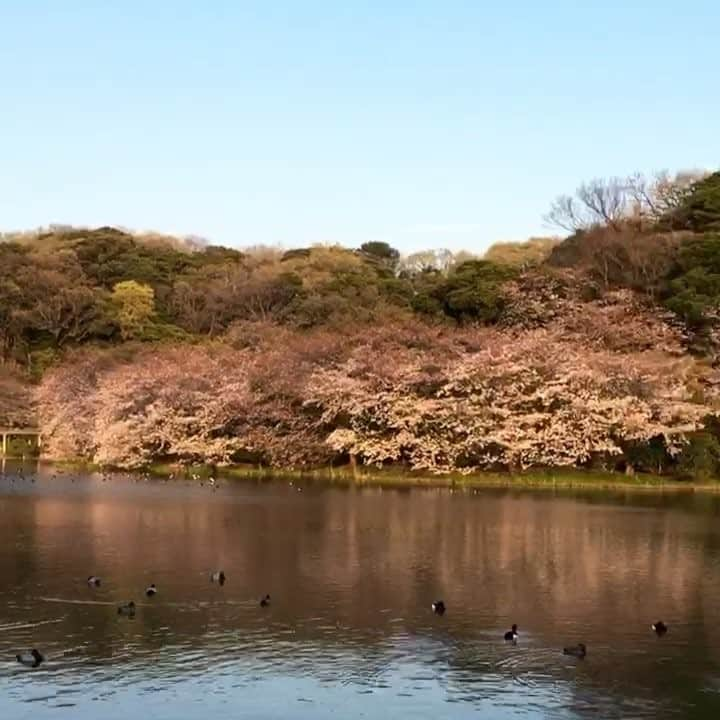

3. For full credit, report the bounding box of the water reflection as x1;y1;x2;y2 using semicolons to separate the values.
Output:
1;462;720;718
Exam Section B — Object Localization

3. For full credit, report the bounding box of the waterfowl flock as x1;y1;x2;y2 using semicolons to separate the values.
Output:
13;569;278;668
4;469;672;673
10;566;673;670
10;543;674;672
1;467;225;489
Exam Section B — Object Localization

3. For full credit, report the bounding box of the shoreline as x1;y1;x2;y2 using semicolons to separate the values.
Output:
7;458;719;493
225;466;720;493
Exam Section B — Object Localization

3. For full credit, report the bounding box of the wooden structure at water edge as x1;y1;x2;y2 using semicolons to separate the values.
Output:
0;428;42;457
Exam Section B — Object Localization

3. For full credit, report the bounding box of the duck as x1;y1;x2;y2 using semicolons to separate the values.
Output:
563;643;587;658
431;600;446;616
117;601;136;616
210;571;226;586
87;575;101;587
145;584;157;597
652;621;668;636
16;649;44;668
260;594;271;607
504;624;518;642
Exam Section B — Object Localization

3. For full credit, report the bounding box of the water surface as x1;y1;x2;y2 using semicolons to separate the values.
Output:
2;463;720;718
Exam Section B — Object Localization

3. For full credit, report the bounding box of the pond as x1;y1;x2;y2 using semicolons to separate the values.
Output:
2;462;720;719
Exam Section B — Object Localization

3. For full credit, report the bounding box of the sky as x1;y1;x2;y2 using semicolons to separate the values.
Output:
0;1;717;255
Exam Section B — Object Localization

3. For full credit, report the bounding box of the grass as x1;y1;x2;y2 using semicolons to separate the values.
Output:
152;463;720;493
27;458;720;493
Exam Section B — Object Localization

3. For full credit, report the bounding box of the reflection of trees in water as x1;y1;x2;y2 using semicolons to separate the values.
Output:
2;473;720;715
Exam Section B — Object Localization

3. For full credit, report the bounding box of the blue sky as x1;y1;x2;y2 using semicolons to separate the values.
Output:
0;1;717;254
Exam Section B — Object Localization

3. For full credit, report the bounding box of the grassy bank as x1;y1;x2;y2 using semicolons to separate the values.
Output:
146;463;720;492
16;458;720;492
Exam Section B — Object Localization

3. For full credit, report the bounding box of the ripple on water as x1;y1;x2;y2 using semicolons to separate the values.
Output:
3;476;720;719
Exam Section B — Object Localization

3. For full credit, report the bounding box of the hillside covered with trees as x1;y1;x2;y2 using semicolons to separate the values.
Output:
3;170;720;478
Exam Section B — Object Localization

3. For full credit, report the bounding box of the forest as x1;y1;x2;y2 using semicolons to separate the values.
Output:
2;169;720;478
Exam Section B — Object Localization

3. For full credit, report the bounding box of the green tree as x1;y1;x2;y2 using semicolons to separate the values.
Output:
664;234;720;326
436;260;516;322
63;227;196;289
112;281;156;340
0;243;29;360
675;432;720;480
12;249;110;357
278;246;393;327
359;241;400;272
0;277;23;361
407;269;445;316
664;171;720;232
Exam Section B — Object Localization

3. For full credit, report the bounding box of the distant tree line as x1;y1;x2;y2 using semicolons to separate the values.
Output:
4;168;720;477
0;225;547;370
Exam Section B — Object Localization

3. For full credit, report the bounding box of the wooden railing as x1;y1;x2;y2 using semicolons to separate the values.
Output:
0;428;42;456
